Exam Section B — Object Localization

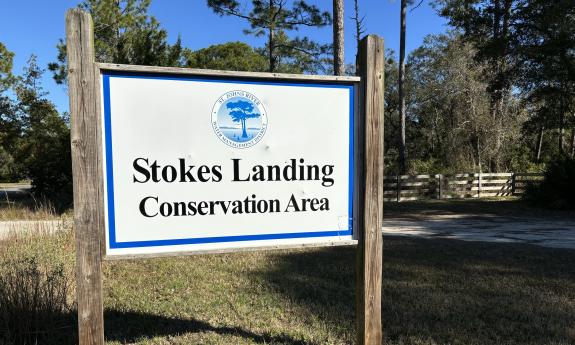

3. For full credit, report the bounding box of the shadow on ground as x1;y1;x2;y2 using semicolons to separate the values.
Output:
103;310;315;345
2;237;574;344
253;237;575;345
383;198;575;218
1;309;314;345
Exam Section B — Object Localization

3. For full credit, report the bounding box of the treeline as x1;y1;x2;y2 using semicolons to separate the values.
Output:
0;0;574;207
0;49;71;205
388;0;575;174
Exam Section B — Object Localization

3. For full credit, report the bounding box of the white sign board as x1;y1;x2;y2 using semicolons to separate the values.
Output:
100;71;356;256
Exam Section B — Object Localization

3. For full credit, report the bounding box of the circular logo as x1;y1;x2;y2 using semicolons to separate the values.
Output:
211;90;268;149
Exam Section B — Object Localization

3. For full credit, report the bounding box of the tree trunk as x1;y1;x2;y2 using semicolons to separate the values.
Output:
241;119;247;138
353;0;363;74
559;126;565;154
333;0;344;76
488;0;512;173
268;0;276;72
398;0;407;174
268;27;276;72
559;107;565;154
570;128;575;158
475;135;482;173
559;86;568;154
493;0;501;39
502;0;512;39
536;125;544;162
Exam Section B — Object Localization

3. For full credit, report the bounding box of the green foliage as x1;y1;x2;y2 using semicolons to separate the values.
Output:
16;56;72;208
406;158;444;175
0;42;15;92
432;0;575;164
408;34;494;172
516;0;575;153
268;33;333;74
524;158;575;210
506;139;546;173
49;0;185;84
207;0;332;73
0;96;24;182
184;42;267;72
0;43;23;182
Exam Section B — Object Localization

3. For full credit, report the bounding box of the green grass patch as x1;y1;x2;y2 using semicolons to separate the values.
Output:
1;225;574;344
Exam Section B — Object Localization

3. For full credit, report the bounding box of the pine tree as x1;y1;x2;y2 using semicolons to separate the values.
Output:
16;56;72;207
207;0;333;73
49;0;184;84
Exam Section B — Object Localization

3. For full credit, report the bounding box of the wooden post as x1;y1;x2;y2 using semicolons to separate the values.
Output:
477;173;482;198
396;175;401;202
356;34;384;345
66;9;105;345
436;174;443;200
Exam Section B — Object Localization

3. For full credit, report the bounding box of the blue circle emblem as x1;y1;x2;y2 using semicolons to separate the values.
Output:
212;91;268;149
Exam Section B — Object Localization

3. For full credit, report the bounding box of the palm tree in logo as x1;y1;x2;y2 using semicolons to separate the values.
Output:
226;100;261;139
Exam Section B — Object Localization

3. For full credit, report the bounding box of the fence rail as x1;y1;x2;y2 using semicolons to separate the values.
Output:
384;172;544;202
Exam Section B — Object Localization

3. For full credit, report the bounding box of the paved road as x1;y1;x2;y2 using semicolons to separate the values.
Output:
0;183;64;239
2;185;574;249
383;213;575;249
0;183;32;198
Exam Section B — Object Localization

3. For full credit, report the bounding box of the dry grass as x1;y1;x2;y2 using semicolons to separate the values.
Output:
2;229;575;344
0;228;76;345
1;199;574;344
0;187;66;221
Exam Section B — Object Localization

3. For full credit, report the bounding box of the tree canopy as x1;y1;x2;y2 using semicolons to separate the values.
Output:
184;42;268;72
206;0;333;73
49;0;185;84
2;0;575;207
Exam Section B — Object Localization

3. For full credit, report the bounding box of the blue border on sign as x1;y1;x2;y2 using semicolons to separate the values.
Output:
102;72;355;249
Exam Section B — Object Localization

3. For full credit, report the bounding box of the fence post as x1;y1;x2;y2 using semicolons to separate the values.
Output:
396;175;401;202
437;174;443;200
511;173;516;195
477;173;482;198
66;9;105;345
356;34;384;345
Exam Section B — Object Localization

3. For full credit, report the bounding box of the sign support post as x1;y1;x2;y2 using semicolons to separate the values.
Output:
355;34;385;345
66;8;381;345
66;9;105;345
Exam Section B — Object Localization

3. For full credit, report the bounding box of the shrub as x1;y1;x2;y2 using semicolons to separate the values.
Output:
25;121;73;211
523;158;575;210
0;258;72;344
15;55;73;211
0;230;75;344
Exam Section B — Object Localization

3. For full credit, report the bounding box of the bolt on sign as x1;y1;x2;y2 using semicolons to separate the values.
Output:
101;70;356;256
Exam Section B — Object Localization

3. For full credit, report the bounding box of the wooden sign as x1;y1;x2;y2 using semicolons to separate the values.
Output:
66;8;384;345
99;66;357;257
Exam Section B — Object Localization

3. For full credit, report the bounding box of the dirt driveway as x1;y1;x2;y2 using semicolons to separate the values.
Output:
383;199;575;249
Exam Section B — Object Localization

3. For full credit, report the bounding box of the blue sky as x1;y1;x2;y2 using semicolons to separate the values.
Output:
0;1;447;113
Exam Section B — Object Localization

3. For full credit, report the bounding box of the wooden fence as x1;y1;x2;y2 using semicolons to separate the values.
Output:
383;172;544;202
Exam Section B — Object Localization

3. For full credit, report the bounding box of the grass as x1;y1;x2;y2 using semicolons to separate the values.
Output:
1;224;574;344
0;229;76;345
0;186;66;220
